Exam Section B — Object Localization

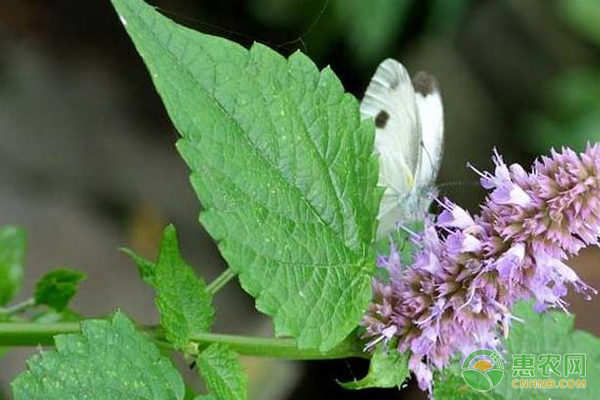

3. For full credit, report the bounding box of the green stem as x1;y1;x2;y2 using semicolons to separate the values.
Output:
206;268;236;295
0;298;36;316
187;332;367;359
0;322;81;346
0;322;367;360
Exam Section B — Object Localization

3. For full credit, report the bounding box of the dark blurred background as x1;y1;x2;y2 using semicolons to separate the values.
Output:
1;0;600;398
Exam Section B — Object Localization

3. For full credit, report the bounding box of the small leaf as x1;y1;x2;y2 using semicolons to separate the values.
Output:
197;344;248;400
434;372;504;400
111;0;380;351
0;226;27;306
34;269;86;311
155;225;214;349
120;247;156;285
12;312;186;400
340;344;409;389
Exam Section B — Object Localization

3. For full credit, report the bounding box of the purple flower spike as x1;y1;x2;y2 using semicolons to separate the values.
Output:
363;145;600;395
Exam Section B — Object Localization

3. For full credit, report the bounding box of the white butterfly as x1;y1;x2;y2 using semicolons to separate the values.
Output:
360;59;444;239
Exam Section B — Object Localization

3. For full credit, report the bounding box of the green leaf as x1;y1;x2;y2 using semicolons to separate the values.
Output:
155;225;214;349
494;301;600;399
197;344;248;400
111;0;380;351
340;344;409;389
34;269;86;311
120;247;156;286
12;312;186;400
0;226;27;306
434;372;504;400
435;302;600;399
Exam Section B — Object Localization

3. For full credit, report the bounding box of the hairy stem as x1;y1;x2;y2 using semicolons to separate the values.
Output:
0;322;367;360
0;298;36;316
186;331;367;359
206;268;236;295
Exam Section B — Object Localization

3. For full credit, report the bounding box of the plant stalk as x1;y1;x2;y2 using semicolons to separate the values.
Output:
206;268;236;295
0;322;367;360
0;298;36;316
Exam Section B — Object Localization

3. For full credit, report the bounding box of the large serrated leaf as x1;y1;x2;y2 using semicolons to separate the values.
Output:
110;0;380;351
0;225;27;306
197;344;248;400
12;312;186;400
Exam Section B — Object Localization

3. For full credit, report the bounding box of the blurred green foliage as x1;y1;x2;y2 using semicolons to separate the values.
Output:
524;0;600;153
425;0;472;36
332;0;412;66
250;0;472;67
559;0;600;47
525;69;600;152
250;0;600;158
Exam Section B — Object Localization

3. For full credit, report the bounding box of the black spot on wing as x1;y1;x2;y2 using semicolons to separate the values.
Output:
375;110;390;128
412;71;438;96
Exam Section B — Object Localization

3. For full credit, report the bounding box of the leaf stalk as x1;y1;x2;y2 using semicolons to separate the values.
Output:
206;268;236;295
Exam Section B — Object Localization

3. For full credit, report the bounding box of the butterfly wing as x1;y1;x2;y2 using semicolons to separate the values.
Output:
413;72;444;191
360;59;422;239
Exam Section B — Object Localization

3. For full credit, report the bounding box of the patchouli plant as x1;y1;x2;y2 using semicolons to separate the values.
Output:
0;0;599;399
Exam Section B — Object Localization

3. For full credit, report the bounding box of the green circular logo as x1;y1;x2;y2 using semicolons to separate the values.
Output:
461;349;504;391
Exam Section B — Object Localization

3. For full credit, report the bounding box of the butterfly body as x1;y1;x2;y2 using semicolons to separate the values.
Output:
360;59;444;239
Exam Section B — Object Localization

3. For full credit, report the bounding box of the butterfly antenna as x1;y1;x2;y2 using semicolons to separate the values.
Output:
276;0;330;53
155;4;326;54
436;180;481;198
155;6;267;45
419;139;439;184
421;140;433;167
437;180;480;189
